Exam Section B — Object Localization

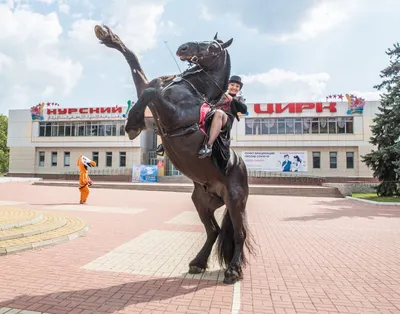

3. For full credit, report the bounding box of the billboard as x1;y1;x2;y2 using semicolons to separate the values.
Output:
132;165;158;182
242;151;308;172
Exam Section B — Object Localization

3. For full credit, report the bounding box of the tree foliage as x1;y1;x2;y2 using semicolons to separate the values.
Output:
0;114;9;173
361;43;400;196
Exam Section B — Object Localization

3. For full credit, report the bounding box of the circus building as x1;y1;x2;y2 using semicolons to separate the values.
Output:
6;94;380;182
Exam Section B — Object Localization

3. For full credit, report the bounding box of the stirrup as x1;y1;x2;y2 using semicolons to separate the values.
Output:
156;144;164;156
198;144;212;159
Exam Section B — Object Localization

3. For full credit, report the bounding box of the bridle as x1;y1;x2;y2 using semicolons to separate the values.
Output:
152;40;230;138
162;40;228;101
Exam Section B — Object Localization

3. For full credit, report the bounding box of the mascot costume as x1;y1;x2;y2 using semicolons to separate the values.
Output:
77;155;96;204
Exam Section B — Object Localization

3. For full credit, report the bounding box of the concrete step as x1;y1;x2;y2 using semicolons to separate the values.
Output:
32;180;343;198
0;207;89;255
0;207;44;230
0;213;67;241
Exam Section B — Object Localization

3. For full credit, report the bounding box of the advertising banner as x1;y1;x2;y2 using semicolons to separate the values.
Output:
132;164;158;182
242;151;308;172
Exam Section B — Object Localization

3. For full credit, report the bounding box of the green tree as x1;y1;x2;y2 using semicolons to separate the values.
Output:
0;114;9;173
361;42;400;196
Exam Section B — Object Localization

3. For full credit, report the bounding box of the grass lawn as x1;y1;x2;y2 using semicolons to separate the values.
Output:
352;192;400;203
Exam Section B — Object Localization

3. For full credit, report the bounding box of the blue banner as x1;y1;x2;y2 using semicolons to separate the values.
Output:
132;165;158;183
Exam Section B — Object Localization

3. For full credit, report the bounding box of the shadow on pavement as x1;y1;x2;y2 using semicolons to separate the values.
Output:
31;203;81;206
0;275;222;313
283;198;400;222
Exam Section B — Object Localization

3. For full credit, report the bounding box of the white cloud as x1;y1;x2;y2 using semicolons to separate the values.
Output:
0;4;82;114
269;0;358;42
57;0;69;14
0;52;13;70
200;4;212;21
107;0;166;53
348;90;382;101
36;0;54;4
68;18;99;42
241;69;331;102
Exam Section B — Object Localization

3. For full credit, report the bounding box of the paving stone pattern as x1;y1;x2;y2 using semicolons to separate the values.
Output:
0;182;399;313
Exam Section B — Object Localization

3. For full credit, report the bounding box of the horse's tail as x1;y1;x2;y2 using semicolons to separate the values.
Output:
216;207;256;270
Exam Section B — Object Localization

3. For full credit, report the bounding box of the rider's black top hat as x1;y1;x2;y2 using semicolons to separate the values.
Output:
228;75;243;89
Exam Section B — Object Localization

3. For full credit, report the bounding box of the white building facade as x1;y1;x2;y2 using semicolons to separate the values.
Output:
6;98;379;181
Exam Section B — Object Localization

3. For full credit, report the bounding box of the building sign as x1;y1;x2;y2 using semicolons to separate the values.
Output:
132;164;158;182
242;151;308;172
30;102;133;121
46;106;125;120
254;102;337;114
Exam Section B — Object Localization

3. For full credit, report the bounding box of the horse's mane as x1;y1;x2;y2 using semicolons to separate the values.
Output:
221;51;231;97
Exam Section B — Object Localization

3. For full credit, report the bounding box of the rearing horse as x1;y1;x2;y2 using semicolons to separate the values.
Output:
94;25;254;284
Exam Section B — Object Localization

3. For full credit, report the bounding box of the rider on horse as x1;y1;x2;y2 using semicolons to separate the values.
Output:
156;75;247;158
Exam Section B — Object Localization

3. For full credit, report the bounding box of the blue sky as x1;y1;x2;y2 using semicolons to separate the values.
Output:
0;0;399;114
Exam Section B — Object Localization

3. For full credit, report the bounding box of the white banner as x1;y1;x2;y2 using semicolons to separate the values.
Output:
242;151;308;172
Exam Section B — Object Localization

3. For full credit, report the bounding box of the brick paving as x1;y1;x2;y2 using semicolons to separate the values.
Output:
0;181;399;313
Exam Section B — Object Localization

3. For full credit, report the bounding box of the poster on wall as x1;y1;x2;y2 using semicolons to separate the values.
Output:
242;151;308;172
132;164;158;182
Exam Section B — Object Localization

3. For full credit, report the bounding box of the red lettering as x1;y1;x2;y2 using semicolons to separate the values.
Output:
90;108;100;114
47;109;57;114
254;103;274;114
79;108;88;114
316;102;337;113
295;102;315;113
254;102;338;115
68;108;77;114
58;109;67;115
275;103;296;113
101;108;111;113
112;107;123;113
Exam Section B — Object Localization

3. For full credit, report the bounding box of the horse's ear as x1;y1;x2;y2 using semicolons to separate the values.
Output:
214;32;218;40
221;38;233;49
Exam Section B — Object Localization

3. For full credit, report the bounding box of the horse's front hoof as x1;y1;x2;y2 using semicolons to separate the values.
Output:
94;25;108;40
223;276;238;285
188;265;205;274
223;267;241;285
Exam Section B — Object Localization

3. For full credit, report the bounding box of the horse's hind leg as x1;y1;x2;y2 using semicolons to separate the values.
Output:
217;161;252;284
222;188;248;284
188;182;224;274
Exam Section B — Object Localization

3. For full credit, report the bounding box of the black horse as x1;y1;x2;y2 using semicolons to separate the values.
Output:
94;25;254;284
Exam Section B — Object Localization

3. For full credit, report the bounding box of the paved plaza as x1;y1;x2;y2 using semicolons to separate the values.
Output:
0;181;400;313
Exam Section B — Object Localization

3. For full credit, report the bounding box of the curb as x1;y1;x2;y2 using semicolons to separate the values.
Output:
33;181;344;198
0;216;67;241
345;196;400;206
0;225;89;256
0;213;44;231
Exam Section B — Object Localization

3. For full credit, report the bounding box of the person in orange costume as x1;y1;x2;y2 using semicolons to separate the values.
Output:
77;155;96;204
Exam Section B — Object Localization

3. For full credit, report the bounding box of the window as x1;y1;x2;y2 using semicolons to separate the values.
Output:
346;152;354;169
64;152;70;167
106;152;112;167
38;121;125;137
51;152;57;167
92;152;99;166
244;117;354;135
329;152;337;169
345;118;354;133
119;152;126;167
38;151;45;167
312;152;320;169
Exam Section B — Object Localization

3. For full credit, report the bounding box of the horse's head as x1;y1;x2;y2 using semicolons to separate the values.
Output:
176;33;233;69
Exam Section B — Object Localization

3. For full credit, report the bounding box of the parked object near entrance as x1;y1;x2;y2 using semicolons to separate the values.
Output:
94;25;255;284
